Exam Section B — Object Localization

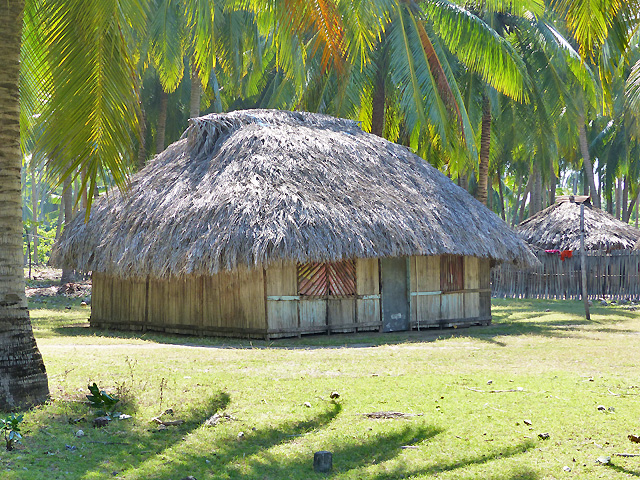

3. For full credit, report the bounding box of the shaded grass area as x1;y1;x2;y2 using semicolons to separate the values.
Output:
3;298;640;479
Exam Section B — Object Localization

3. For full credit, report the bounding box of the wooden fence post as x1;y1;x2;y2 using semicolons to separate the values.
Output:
580;203;590;319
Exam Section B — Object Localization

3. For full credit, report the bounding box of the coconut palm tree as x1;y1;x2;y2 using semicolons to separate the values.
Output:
552;0;640;208
0;0;389;409
0;0;49;411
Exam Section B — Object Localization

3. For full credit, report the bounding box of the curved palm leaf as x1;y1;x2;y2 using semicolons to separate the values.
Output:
149;0;185;92
552;0;638;60
35;0;147;214
626;59;640;113
422;0;531;102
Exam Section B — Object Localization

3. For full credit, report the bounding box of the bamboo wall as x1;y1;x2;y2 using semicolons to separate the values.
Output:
91;268;267;337
492;249;640;299
91;255;492;339
409;255;492;329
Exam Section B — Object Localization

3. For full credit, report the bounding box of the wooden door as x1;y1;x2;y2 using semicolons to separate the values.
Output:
381;257;409;332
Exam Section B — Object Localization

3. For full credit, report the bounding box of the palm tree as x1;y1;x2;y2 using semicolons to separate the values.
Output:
553;0;640;208
1;0;378;409
0;0;48;411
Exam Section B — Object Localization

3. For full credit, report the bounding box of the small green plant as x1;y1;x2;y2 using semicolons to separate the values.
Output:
86;383;120;418
1;414;23;451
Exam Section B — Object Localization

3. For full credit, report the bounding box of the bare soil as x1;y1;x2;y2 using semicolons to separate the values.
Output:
25;266;92;299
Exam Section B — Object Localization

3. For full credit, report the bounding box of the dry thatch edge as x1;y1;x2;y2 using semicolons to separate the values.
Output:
52;109;538;278
517;200;640;252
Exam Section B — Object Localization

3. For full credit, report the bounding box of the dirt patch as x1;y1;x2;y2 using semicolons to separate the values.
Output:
25;267;92;299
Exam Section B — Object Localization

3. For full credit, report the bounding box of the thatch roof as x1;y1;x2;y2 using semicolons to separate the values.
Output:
517;197;640;252
53;109;536;278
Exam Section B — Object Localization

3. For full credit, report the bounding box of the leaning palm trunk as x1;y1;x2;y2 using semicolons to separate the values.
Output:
476;94;491;206
0;0;48;410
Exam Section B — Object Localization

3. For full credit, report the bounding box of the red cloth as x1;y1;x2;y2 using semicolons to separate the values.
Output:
560;250;573;261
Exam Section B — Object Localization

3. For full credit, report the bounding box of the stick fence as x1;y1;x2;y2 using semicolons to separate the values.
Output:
491;250;640;299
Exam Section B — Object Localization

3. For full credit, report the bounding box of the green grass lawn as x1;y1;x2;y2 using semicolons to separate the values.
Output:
3;298;640;479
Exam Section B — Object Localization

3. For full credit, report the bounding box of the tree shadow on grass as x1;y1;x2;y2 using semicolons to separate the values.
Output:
15;391;230;480
604;462;640;477
118;400;345;479
130;402;540;480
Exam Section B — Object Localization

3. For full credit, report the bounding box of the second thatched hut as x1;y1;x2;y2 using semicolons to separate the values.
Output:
517;195;640;252
54;109;536;338
493;195;640;299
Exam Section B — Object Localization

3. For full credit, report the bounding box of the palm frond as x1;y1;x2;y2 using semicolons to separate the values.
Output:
36;0;147;214
149;0;185;92
422;0;530;102
482;0;545;16
625;59;640;113
552;0;634;60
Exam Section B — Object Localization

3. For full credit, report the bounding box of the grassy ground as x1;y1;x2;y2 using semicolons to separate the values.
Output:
2;297;640;479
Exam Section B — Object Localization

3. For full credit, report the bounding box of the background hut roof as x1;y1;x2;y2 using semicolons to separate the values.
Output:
517;197;640;252
53;109;536;277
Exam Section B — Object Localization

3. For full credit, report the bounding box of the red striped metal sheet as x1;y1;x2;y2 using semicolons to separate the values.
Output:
298;262;328;296
297;260;356;296
327;260;356;295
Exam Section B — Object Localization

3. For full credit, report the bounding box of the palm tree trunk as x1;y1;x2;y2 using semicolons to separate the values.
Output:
511;181;523;226
137;105;147;169
487;181;493;211
622;176;629;222
189;64;201;119
498;175;505;221
530;163;542;215
371;67;386;137
624;196;636;224
0;0;48;410
55;196;64;240
60;174;74;284
156;88;168;154
30;155;39;265
476;94;491;206
80;168;88;210
615;177;622;219
549;160;557;205
578;116;600;208
518;176;532;224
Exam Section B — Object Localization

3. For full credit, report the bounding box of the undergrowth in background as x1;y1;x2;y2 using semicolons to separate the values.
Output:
2;298;640;479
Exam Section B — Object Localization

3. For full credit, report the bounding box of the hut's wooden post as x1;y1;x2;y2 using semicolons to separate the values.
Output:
581;203;590;319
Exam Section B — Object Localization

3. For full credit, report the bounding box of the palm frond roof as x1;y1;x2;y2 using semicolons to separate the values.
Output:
53;109;536;277
517;196;640;252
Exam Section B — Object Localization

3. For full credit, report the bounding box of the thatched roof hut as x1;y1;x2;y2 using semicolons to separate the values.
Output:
517;196;640;252
54;109;535;338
